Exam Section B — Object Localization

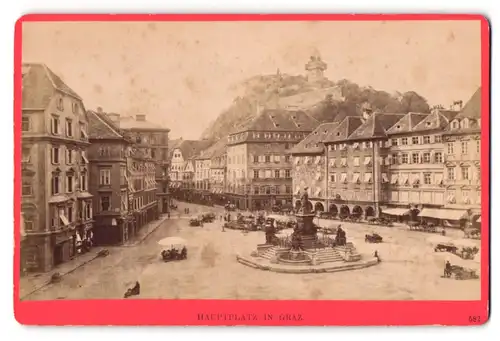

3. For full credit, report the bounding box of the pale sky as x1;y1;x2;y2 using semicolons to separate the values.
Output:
22;20;481;139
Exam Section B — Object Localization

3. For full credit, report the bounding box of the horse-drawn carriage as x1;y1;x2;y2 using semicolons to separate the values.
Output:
320;224;341;235
365;233;383;243
189;217;202;226
429;236;480;260
367;217;394;227
200;212;216;223
443;264;479;280
464;227;481;240
224;203;236;211
158;237;188;263
319;212;337;220
266;215;296;230
407;221;445;234
340;214;362;223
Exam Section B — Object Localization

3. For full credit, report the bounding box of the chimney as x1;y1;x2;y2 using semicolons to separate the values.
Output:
97;106;103;114
136;114;146;121
107;113;120;122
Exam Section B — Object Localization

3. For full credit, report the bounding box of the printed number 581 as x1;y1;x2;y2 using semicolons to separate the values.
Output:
469;316;481;323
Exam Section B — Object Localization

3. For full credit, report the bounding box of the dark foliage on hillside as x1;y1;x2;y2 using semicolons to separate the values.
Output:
201;74;430;140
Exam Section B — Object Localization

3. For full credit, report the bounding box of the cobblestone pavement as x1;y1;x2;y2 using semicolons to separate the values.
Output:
24;204;481;301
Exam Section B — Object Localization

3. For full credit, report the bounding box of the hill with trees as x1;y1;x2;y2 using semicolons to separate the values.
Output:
200;73;430;140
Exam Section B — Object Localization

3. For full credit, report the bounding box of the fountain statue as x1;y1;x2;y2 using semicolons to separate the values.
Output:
294;187;317;238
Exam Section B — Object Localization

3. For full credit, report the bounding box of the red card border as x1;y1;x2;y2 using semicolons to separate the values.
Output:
13;13;490;326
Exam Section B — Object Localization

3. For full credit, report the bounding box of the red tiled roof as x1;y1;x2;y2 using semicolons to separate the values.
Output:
22;63;82;109
289;122;339;154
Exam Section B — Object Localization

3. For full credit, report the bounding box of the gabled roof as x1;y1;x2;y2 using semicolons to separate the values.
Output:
348;113;406;140
233;108;319;134
174;140;214;160
22;63;82;109
456;87;481;119
87;110;123;140
385;112;429;134
412;110;459;132
289;122;339;154
323;116;364;143
196;138;227;160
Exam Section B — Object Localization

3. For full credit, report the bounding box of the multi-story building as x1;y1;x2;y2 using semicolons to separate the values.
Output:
87;109;135;245
289;122;339;212
209;140;228;205
194;154;211;200
192;139;227;204
442;88;482;224
168;139;213;200
101;114;165;227
21;63;93;272
384;109;459;220
226;108;319;210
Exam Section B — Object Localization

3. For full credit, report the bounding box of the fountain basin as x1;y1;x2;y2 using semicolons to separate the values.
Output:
277;251;312;265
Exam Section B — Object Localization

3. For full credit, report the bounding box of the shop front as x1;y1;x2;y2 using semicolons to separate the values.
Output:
51;228;76;267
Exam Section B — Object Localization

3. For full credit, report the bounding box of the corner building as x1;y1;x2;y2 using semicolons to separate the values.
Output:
21;64;93;272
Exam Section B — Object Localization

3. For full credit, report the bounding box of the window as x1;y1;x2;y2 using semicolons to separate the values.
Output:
423;173;431;185
435;135;442;143
51;174;60;195
434;152;443;163
253;170;259;179
401;137;408;145
253;155;258;163
353;157;360;167
254;186;259;195
447;167;455;180
57;97;64;111
66;149;73;164
51;147;60;164
151;149;156;158
461;141;468;154
65;119;73;137
461;167;469;180
330;174;337;182
266;186;271;195
412;153;420;164
22;182;32;196
476;140;480;153
285;170;291;178
51;115;60;134
423;153;431;163
391;154;398;165
80;122;88;139
265;155;270;163
391;138;398;146
80;171;87;191
447;143;454;154
22;147;31;163
275;185;281;194
66;174;74;193
22;117;30;131
412;137;419;145
72;102;79;114
423;136;431;144
285;186;291;194
101;196;111;211
23;217;34;231
81;151;89;164
451;121;459;129
285;155;291;163
275;170;280;178
401;154;409;164
67;204;73;223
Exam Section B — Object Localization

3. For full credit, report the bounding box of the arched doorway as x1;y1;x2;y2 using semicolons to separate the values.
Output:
352;205;363;218
365;206;375;218
314;202;325;212
329;204;338;217
295;200;301;210
340;205;350;218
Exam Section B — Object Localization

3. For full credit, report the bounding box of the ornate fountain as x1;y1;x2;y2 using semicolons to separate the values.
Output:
237;188;379;273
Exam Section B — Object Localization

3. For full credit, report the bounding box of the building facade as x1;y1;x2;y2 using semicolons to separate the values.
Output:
226;108;318;210
290;89;483;225
442;88;482;222
88;109;135;245
21;63;93;273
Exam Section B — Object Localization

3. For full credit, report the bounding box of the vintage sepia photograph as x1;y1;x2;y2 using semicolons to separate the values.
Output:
18;18;485;305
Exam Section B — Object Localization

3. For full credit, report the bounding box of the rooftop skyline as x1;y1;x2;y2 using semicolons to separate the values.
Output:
22;20;481;139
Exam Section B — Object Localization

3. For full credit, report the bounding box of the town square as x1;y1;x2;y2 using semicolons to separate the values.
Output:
19;20;482;301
